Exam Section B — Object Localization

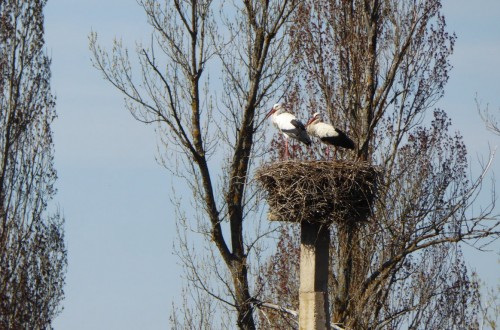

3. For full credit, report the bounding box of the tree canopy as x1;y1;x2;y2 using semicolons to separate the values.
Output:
91;0;499;328
0;0;66;328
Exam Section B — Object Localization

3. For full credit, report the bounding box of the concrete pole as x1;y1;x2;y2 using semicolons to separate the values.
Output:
299;221;331;330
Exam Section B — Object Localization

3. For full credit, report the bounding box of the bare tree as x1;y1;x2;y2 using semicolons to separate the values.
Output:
479;100;500;136
0;0;67;328
255;0;499;328
90;0;300;328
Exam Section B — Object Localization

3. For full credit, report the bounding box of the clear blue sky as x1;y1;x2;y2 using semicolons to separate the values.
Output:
45;1;499;329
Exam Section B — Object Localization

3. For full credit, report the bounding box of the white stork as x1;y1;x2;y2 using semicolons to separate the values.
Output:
265;103;311;159
306;112;355;158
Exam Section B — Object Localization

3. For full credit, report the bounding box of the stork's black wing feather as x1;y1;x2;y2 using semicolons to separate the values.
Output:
290;119;306;131
320;129;355;149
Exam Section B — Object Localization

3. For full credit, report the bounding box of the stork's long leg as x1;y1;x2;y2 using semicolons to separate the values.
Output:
284;138;289;160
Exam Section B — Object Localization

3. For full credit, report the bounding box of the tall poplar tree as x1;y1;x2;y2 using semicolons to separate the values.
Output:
257;1;499;328
0;1;66;328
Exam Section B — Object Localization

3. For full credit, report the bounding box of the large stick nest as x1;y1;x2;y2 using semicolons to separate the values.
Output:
255;160;381;224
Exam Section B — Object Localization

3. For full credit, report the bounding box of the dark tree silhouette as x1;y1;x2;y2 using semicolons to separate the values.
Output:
0;0;67;328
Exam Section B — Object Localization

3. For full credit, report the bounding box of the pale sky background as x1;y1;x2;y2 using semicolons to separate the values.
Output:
44;1;499;329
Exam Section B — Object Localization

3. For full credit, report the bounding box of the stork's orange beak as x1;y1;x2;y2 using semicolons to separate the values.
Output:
305;117;314;126
265;107;276;119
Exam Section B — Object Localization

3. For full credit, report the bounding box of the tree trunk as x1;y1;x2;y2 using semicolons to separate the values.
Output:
232;260;256;330
333;223;357;324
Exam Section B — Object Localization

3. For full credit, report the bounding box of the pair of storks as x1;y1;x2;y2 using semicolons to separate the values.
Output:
265;103;354;159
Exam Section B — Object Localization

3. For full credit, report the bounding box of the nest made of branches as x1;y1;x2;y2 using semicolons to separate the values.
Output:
255;160;382;224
